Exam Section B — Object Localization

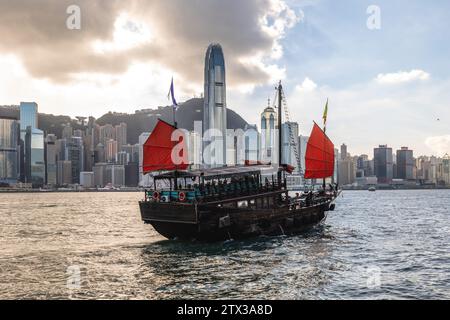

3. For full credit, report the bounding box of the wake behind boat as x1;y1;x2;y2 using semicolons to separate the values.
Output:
138;82;341;242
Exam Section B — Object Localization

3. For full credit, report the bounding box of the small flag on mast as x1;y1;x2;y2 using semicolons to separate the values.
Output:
168;77;178;107
322;98;329;130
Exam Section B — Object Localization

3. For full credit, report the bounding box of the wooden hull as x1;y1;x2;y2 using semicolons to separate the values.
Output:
139;198;333;242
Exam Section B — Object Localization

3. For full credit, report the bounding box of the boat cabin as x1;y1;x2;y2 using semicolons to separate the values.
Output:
144;164;287;204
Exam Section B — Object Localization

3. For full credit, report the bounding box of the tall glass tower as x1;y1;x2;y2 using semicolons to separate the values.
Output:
19;102;45;186
203;43;227;167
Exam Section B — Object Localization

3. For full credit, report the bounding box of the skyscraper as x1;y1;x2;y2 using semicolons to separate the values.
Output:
396;147;415;180
115;122;127;151
65;137;84;184
203;43;227;167
374;145;393;183
281;122;299;169
99;124;115;146
0;117;19;184
106;139;118;163
45;134;57;185
19;102;38;138
260;102;277;163
19;102;45;186
340;143;348;160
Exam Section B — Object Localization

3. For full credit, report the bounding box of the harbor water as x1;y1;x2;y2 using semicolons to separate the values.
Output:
0;190;449;299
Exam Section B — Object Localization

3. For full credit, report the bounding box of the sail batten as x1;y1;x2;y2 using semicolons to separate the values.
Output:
304;123;335;179
142;119;188;173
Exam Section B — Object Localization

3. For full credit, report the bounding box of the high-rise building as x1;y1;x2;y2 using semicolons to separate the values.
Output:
203;43;227;167
27;127;45;186
115;123;127;151
45;134;57;185
340;144;348;160
122;144;140;164
125;162;139;187
139;132;151;186
19;102;45;186
106;164;125;187
94;143;105;163
298;135;309;176
260;102;277;164
374;145;393;183
57;160;72;185
116;151;129;165
106;139;118;163
99;124;115;146
281;122;299;170
396;147;415;180
338;158;355;186
19;102;38;139
93;163;107;187
0;117;20;184
65;137;84;184
62;124;73;140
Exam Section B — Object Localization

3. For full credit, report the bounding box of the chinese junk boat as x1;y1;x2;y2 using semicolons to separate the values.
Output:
139;83;340;242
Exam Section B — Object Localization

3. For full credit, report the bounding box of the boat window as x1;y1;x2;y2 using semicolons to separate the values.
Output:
237;200;248;208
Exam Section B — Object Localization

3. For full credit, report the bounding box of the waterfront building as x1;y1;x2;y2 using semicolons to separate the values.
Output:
27;128;45;186
138;132;151;186
203;43;227;167
19;102;37;140
80;171;94;188
93;163;107;187
19;102;45;186
374;145;394;184
45;134;57;186
106;164;125;187
65;137;84;184
57;160;72;185
0;117;20;184
443;154;450;185
396;147;415;180
338;158;355;186
125;162;139;187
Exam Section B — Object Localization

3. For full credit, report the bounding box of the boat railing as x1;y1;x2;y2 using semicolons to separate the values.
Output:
145;180;284;203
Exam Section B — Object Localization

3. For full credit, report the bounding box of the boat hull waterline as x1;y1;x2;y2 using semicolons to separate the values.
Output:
139;197;336;242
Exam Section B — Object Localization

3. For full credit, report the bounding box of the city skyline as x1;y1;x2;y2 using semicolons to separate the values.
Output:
0;0;449;157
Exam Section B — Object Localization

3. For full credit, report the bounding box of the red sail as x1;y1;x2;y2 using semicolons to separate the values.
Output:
304;123;335;179
142;119;188;173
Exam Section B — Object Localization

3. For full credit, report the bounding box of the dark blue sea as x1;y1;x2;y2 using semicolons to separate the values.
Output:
0;190;448;299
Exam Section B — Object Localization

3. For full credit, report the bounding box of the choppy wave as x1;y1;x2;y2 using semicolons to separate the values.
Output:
0;190;449;299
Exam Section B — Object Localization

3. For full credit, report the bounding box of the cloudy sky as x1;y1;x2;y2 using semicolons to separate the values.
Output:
0;0;449;156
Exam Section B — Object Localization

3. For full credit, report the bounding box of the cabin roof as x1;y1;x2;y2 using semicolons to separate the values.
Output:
154;164;276;180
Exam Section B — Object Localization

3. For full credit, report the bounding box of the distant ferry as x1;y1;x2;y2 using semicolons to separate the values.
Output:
368;186;376;192
138;83;341;242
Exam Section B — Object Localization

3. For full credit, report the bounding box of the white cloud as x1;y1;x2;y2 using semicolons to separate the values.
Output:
425;135;450;157
285;76;450;156
295;77;317;92
375;69;430;84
